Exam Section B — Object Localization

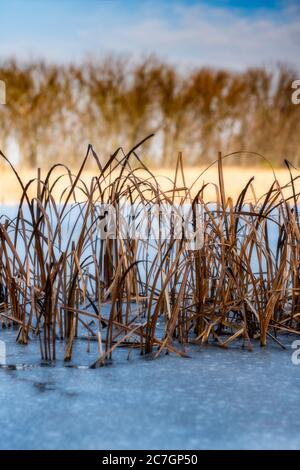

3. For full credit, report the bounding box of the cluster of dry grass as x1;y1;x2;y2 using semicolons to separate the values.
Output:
0;138;299;366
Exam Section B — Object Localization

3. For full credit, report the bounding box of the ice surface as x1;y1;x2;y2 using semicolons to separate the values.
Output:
0;329;300;450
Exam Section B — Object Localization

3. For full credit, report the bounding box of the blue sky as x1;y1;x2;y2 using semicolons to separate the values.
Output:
1;0;299;70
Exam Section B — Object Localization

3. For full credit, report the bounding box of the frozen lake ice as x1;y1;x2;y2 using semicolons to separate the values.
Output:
0;329;300;450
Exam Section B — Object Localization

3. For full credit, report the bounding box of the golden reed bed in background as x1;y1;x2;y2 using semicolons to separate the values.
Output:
1;60;300;169
0;137;299;367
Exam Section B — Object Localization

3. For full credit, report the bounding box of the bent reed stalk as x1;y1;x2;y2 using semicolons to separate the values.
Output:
0;136;300;367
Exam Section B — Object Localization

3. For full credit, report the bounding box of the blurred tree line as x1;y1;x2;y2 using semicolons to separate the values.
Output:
0;57;299;168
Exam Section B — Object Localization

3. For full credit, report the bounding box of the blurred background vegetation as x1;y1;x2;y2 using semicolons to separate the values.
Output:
0;57;299;168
